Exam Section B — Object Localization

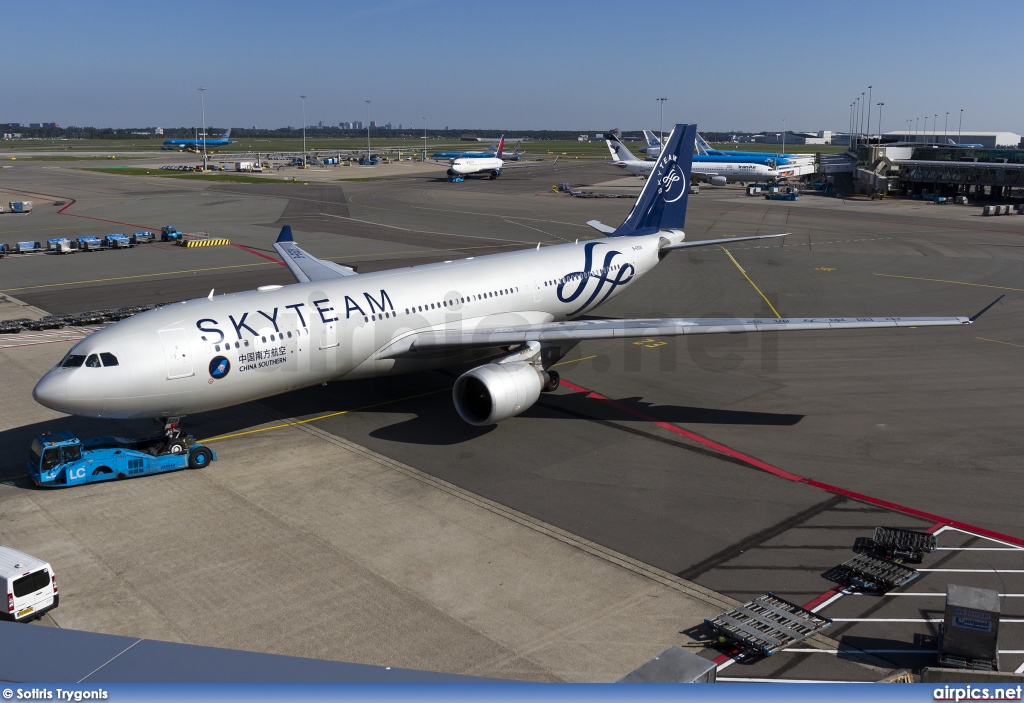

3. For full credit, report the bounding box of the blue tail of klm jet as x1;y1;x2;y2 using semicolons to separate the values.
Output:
611;123;696;237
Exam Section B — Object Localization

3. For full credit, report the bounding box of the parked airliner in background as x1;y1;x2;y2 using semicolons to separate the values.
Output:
34;124;986;434
162;129;232;151
432;139;522;161
946;138;985;148
644;130;798;167
606;135;778;184
445;137;550;178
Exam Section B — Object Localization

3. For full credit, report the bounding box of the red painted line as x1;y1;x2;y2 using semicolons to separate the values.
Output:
231;243;285;266
803;587;844;611
56;200;75;214
60;212;154;229
559;379;1024;547
924;522;945;534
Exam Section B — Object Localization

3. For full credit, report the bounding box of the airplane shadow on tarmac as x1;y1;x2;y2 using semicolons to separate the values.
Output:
1;367;804;482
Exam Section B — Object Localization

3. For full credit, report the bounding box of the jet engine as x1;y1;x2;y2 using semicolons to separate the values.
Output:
447;168;457;176
452;362;543;426
709;176;727;186
489;169;501;179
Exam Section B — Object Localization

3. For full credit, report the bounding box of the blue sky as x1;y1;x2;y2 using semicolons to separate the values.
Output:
4;0;1022;135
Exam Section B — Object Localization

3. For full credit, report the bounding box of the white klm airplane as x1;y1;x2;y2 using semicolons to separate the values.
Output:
606;134;778;184
34;124;988;435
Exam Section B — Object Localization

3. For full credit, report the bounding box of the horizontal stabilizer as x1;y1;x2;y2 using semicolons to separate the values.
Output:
661;233;788;251
272;225;357;283
586;220;616;234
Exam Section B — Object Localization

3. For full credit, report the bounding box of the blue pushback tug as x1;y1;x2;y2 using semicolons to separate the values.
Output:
28;431;216;488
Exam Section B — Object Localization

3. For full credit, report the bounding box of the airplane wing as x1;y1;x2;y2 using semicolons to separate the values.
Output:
377;312;980;360
500;156;559;169
273;226;357;282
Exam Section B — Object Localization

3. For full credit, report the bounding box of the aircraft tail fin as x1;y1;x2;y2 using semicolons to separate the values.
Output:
605;134;640;162
610;123;696;237
948;138;956;145
643;130;661;147
221;128;231;139
496;135;505;159
694;132;712;155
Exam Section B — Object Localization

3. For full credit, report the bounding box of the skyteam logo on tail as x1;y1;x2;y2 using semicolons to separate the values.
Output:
657;155;687;203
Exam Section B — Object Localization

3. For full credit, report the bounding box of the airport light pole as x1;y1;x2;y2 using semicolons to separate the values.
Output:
865;86;872;145
422;116;427;162
915;117;919;143
876;103;883;145
923;115;928;145
781;117;785;156
860;92;865;141
934;114;938;145
853;97;859;146
657;97;667;147
944;111;949;144
849;103;854;148
300;95;306;168
959;108;963;145
198;86;207;170
365;100;371;163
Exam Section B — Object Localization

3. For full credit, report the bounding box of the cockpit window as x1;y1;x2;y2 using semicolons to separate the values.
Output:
85;354;101;368
62;355;86;368
100;352;119;367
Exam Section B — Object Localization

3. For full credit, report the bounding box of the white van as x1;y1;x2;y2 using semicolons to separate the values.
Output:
0;546;58;622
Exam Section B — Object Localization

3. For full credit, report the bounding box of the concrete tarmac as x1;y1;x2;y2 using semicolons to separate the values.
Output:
1;156;1022;681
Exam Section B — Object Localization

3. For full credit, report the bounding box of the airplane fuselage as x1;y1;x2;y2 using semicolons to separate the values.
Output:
34;233;673;419
616;159;777;183
448;156;504;177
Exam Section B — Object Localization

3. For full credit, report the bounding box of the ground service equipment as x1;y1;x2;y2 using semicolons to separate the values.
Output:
76;235;104;251
822;553;919;593
160;226;182;242
131;231;156;244
939;584;1001;671
104;233;133;249
8;201;32;213
0;546;58;622
864;527;938;564
46;238;76;254
15;241;42;253
704;593;832;657
28;430;216;488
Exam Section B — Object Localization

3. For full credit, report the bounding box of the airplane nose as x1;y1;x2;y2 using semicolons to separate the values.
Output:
32;371;68;411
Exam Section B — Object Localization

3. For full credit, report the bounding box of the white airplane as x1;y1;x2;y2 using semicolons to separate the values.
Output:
33;124;986;436
445;137;546;178
606;134;778;185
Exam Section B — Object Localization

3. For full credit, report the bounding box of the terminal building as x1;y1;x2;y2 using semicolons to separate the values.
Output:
853;143;1024;200
880;131;1022;149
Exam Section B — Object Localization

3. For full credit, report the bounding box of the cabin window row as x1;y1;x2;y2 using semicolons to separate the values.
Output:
213;328;307;353
397;287;520;318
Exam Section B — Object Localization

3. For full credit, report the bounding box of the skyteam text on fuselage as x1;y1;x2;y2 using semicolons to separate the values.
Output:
34;124;982;432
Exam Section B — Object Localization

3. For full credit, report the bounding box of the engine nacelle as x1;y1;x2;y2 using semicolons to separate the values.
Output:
709;176;727;186
447;168;457;176
452;362;542;426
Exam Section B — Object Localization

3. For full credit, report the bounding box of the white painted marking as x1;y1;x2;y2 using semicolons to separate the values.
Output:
859;592;1024;597
939;526;1024;550
1016;661;1024;674
936;547;1024;551
811;591;847;613
831;618;1024;623
918;569;1024;573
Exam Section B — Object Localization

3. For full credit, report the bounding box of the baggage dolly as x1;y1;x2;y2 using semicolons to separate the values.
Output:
704;593;832;658
823;553;920;593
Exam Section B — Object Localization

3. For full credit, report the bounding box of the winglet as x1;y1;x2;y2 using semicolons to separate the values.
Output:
968;294;1005;323
276;225;293;243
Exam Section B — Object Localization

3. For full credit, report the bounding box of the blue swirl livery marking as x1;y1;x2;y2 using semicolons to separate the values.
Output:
557;242;635;316
209;356;230;380
658;154;687;203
